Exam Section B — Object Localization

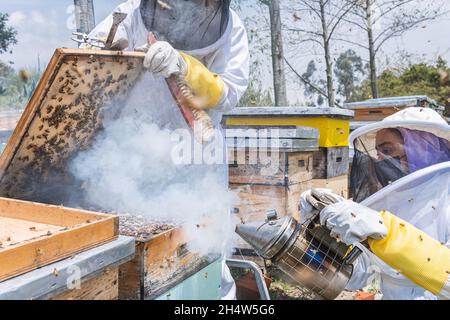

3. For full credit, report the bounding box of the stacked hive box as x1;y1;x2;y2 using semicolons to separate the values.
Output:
118;220;220;300
223;107;354;202
344;96;445;132
226;125;319;223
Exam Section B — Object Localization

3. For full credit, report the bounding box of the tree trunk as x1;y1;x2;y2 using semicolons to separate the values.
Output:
319;0;335;107
74;0;96;35
366;0;379;98
268;0;288;106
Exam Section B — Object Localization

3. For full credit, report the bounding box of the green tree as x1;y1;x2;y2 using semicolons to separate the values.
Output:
238;81;274;107
0;13;17;54
334;50;366;102
354;58;450;112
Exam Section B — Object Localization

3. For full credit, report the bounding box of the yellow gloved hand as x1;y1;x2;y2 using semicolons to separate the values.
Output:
369;211;450;298
180;52;225;110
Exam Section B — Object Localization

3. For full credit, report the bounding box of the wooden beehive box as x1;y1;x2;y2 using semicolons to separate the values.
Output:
0;197;118;282
312;146;349;179
344;96;444;122
118;222;215;300
226;126;319;222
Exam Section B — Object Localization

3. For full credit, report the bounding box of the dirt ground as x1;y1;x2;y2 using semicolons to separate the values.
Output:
266;267;359;300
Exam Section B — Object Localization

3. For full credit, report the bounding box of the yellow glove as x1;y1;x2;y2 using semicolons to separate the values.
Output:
142;39;225;110
369;211;450;298
180;52;225;110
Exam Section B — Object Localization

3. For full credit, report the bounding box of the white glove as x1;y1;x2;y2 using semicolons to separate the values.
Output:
299;188;345;224
143;41;188;78
320;200;388;246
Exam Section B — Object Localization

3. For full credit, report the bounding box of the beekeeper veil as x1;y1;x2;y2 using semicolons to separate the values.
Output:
139;0;231;50
350;107;450;203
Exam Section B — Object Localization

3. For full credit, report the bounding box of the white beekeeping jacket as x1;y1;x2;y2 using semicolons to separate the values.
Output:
86;0;249;128
347;162;450;300
84;1;249;300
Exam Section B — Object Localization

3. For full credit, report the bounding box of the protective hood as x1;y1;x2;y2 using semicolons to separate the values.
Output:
139;0;230;50
349;107;450;203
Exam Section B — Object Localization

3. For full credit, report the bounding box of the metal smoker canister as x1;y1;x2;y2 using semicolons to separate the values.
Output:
235;211;361;300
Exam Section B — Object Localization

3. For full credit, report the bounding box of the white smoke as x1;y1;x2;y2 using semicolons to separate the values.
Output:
70;73;238;256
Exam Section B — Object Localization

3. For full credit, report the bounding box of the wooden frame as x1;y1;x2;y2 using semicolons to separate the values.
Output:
228;149;314;224
312;147;350;179
0;48;144;202
0;196;118;282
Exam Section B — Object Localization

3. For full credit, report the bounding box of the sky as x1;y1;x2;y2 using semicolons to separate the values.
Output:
1;0;449;102
0;0;124;69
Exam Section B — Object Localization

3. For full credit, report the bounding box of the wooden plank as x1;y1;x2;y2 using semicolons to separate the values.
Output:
0;197;118;282
229;151;313;185
229;148;313;223
0;218;117;282
51;267;119;300
0;49;144;203
225;126;319;139
0;216;61;244
118;226;211;300
118;242;144;300
230;184;287;217
226;138;318;151
353;107;401;121
0;197;111;226
230;181;311;223
142;227;208;299
287;182;310;222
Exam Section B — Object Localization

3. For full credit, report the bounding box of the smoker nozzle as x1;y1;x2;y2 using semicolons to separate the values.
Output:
235;215;298;260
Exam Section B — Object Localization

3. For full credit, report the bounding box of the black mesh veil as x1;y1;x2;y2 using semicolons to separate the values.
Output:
139;0;231;50
350;127;450;203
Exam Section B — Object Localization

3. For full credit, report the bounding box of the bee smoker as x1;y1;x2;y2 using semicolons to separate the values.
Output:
235;208;362;300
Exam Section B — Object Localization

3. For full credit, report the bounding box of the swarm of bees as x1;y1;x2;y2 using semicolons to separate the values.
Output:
118;213;174;241
0;53;143;202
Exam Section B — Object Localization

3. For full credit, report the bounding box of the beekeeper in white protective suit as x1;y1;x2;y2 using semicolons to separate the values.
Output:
300;107;450;300
86;0;249;299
